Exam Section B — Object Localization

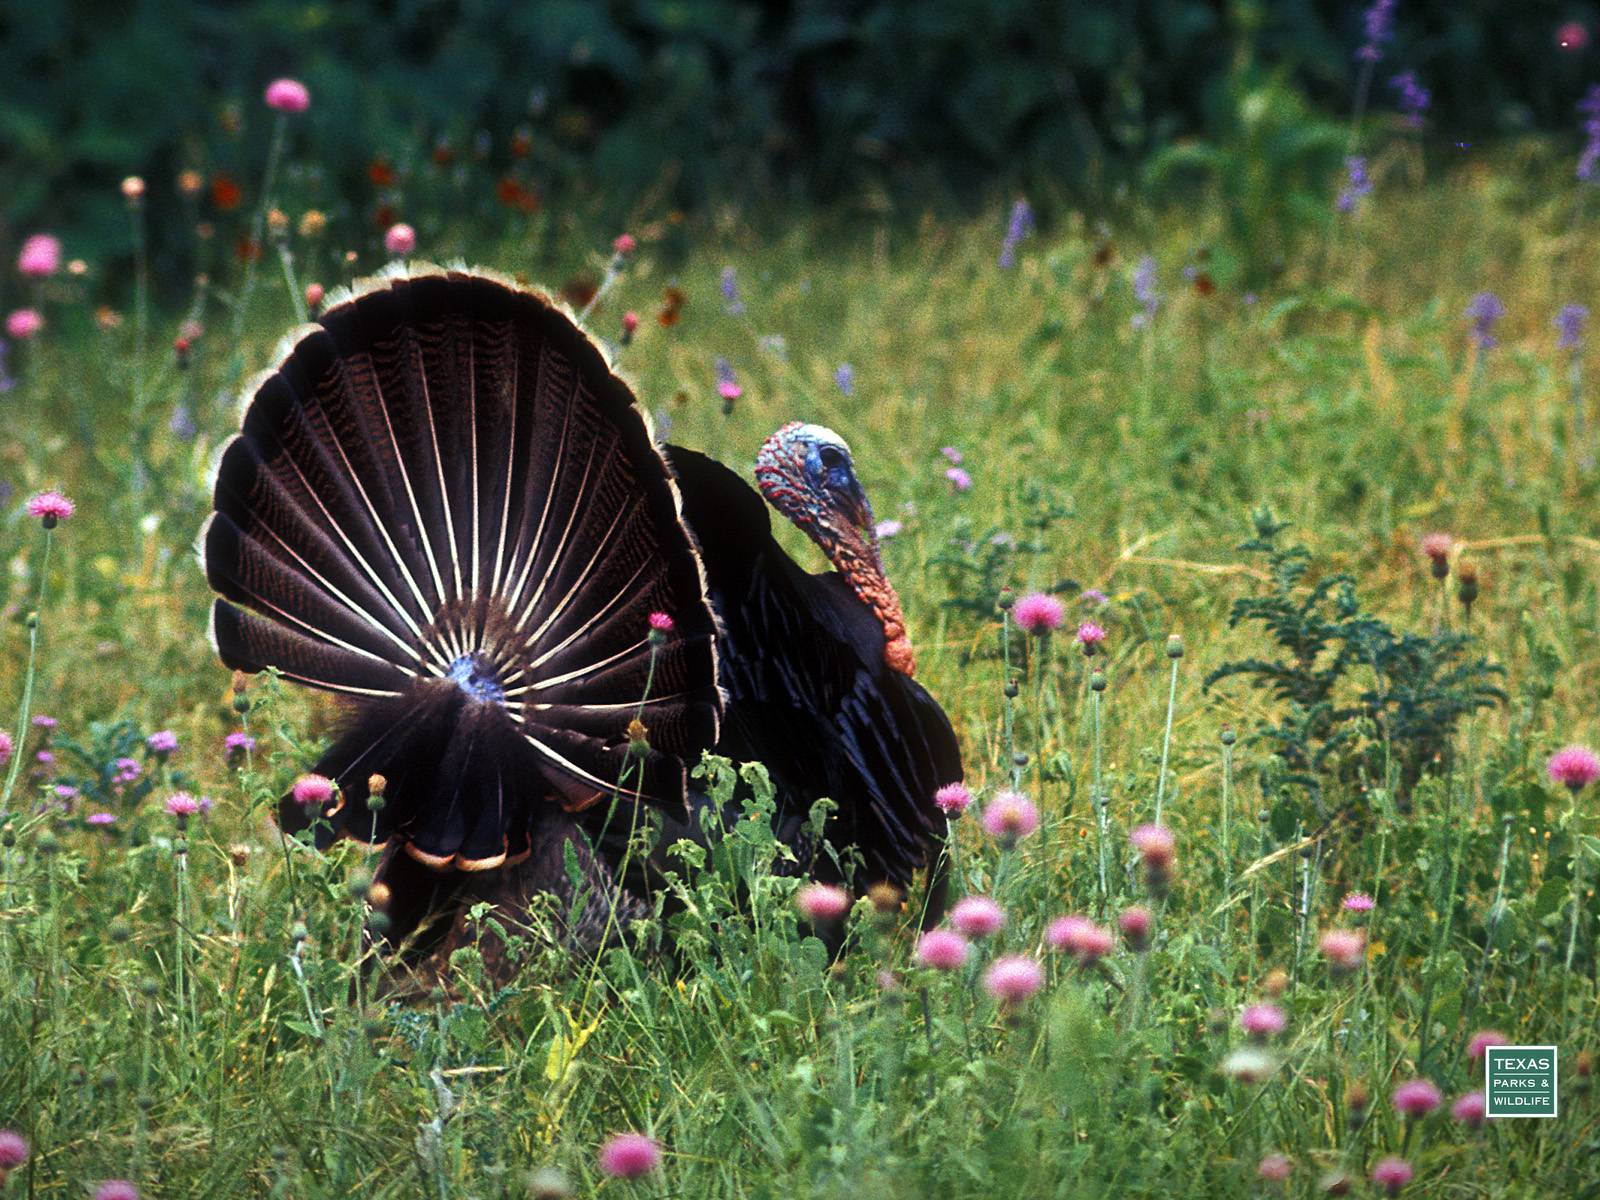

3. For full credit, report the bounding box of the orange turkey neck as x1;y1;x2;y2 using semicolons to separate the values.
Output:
820;522;916;677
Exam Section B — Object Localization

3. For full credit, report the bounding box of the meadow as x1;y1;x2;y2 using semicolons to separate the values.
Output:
1;111;1600;1197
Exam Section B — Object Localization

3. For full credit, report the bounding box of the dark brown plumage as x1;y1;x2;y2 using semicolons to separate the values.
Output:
203;266;961;965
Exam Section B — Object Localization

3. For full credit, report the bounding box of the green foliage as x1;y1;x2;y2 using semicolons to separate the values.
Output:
1206;507;1505;807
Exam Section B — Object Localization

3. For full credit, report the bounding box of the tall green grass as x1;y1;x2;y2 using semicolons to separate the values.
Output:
1;153;1598;1196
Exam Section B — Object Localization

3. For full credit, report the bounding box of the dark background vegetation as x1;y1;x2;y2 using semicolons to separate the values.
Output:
2;0;1597;263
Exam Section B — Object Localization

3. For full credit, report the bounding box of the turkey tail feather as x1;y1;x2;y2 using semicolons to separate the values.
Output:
205;266;721;870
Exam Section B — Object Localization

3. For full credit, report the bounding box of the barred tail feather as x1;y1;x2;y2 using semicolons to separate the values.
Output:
206;266;721;871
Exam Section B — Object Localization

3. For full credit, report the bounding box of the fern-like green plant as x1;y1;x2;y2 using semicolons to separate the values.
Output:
1205;508;1505;810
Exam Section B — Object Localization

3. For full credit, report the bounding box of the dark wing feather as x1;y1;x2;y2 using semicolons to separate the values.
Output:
665;446;962;903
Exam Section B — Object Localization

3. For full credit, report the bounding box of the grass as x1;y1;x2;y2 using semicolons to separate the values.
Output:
2;145;1600;1197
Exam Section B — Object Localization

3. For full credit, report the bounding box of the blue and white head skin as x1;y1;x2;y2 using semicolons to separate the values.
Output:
753;422;915;675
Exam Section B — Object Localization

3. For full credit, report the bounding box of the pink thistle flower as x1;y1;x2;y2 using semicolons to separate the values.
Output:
981;790;1039;844
1559;21;1590;50
1319;928;1366;974
53;784;78;801
949;895;1005;938
940;446;963;466
384;223;417;256
1117;905;1153;950
145;730;177;756
0;731;13;767
915;928;971;970
944;466;972;492
1075;620;1107;654
1046;915;1115;963
0;1129;28;1169
934;782;972;816
304;283;325;310
1012;592;1064;635
263;78;311;113
874;518;903;539
1129;823;1176;870
165;791;202;818
597;1132;660;1178
1466;1029;1507;1062
34;750;53;768
795;883;851;923
17;234;62;278
1420;532;1452;578
1451;1090;1486;1127
112;757;141;786
612;233;637;255
25;490;74;526
1391;1079;1441;1117
223;732;255;764
1369;1157;1413;1196
622;311;640;335
94;1184;140;1200
5;308;43;339
982;954;1044;1004
1547;744;1600;791
86;812;117;826
292;773;334;808
1257;1154;1292;1183
1342;891;1375;913
1239;1003;1288;1040
32;714;56;730
647;611;674;634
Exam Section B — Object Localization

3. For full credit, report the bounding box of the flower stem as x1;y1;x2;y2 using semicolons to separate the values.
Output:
1153;653;1180;826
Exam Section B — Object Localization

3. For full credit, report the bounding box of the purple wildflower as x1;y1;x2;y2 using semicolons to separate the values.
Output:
1579;85;1600;184
86;812;117;826
874;518;903;539
714;357;742;408
719;267;744;315
940;446;963;466
1556;304;1589;351
998;199;1034;268
1356;0;1398;63
834;363;854;395
1336;156;1372;213
111;757;141;787
146;730;178;756
1131;256;1160;328
944;466;972;492
1080;587;1108;606
1466;292;1506;349
1389;71;1430;129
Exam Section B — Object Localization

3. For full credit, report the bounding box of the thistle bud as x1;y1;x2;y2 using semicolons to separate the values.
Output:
867;882;902;924
1089;668;1107;693
1003;679;1019;698
626;717;650;759
997;587;1015;611
1457;559;1479;615
108;916;133;944
368;880;392;908
1166;634;1184;659
367;773;387;811
1220;725;1236;747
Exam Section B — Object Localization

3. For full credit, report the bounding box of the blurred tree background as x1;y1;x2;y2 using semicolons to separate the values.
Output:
1;0;1596;283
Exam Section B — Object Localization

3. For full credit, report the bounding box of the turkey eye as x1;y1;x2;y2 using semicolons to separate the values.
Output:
819;446;845;470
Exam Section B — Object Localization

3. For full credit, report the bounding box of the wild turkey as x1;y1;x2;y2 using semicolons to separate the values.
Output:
202;265;962;961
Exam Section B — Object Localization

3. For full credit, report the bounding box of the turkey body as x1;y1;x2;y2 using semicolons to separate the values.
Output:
203;266;960;968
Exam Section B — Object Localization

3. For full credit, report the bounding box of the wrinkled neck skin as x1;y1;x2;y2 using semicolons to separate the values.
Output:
821;521;916;676
755;438;916;676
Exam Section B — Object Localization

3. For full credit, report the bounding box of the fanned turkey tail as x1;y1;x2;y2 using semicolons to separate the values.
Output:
202;266;722;911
